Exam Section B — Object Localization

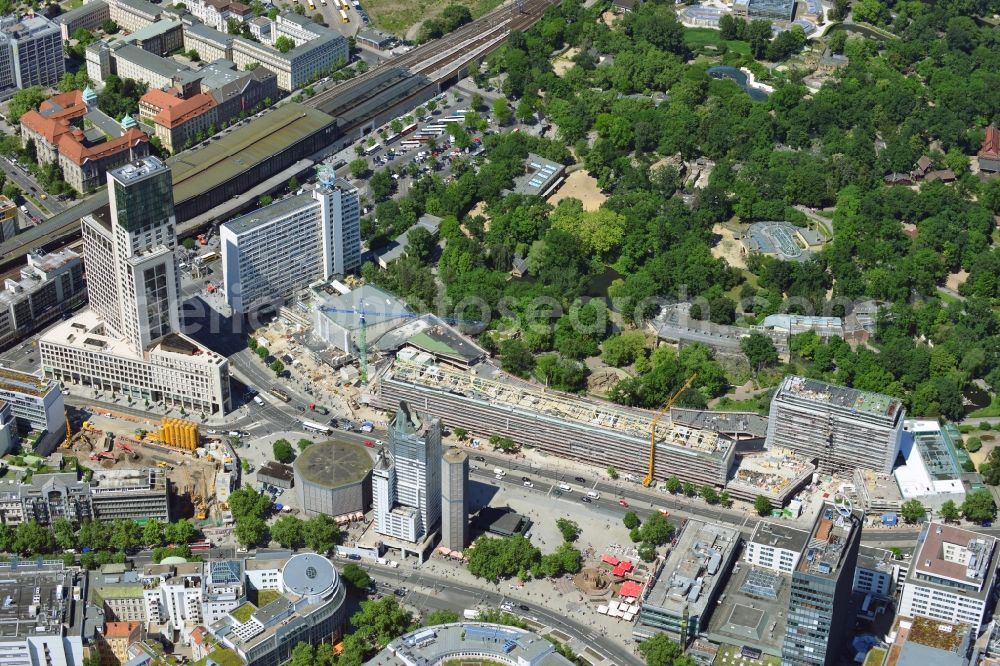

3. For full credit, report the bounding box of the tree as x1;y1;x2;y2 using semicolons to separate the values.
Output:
297;438;313;451
77;521;107;550
424;609;460;625
747;19;772;59
499;338;534;376
489;434;519;453
273;439;295;463
271;516;304;549
229;485;273;522
638;542;657;563
741;333;779;370
467;534;541;582
638;633;695;666
370;169;396;200
607;466;619;479
288;643;315;666
962;490;996;523
187;49;201;62
683;482;696;497
349;158;370;179
341;563;370;590
453;427;468;440
939;500;960;523
274;35;295;53
143;518;165;547
303;514;340;553
623;512;640;529
900;499;926;524
257;346;269;360
556;518;580;542
406;225;435;262
164;519;196;545
350;596;415;650
52;518;76;551
637;512;674;546
492;97;512;125
14;521;54;554
182;237;196;250
258;194;272;207
235;515;268;546
109;519;142;551
665;477;682;494
966;437;982;453
101;19;119;34
754;495;773;516
7;86;47;123
270;359;285;375
700;485;720;505
540;542;582;577
602;332;647;367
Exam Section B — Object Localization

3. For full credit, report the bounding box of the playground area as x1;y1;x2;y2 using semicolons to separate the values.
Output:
743;221;824;262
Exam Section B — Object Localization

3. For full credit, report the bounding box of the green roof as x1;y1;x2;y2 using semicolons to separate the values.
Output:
230;601;257;623
93;585;144;602
167;103;334;205
202;647;245;666
257;589;281;607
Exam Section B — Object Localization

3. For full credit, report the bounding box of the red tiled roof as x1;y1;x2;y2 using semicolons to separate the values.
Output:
191;626;208;645
20;90;88;144
980;124;1000;159
59;128;148;167
153;93;216;129
612;561;634;577
105;621;141;639
140;89;183;113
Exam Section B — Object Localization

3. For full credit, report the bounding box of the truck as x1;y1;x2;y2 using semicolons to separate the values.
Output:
253;395;265;405
360;421;374;433
309;404;329;415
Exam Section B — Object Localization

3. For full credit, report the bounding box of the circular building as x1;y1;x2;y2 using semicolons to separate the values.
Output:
280;553;347;645
294;440;373;518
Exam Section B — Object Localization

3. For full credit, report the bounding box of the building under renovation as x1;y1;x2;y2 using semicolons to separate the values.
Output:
765;376;905;474
373;359;735;488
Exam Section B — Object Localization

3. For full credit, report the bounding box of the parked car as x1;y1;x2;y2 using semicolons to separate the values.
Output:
619;499;629;508
581;497;592;503
364;440;375;448
574;476;586;483
523;481;533;488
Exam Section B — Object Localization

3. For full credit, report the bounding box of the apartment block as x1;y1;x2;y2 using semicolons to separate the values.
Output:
781;502;863;666
899;522;998;629
40;158;231;415
142;560;204;632
105;0;161;33
0;14;64;96
0;249;87;350
58;1;111;41
0;562;84;666
0;367;65;449
230;12;347;90
766;375;905;473
97;621;142;666
188;0;252;31
182;23;233;62
221;179;360;313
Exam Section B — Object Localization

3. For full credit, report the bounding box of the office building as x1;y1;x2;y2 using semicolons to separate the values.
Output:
0;561;84;666
894;420;972;510
766;375;905;474
0;14;64;96
221;178;361;313
0;367;65;453
230;13;348;90
40;158;231;416
636;520;740;644
121;18;183;57
898;522;998;629
372;623;574;666
182;23;233;62
205;553;347;666
887;615;974;666
780;501;863;666
0;250;88;350
201;560;245;627
0;468;169;526
58;1;111;41
745;521;809;574
105;0;162;33
440;447;468;552
187;0;252;32
313;284;411;354
373;402;442;544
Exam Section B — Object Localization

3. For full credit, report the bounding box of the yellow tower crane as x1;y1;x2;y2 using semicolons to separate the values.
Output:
643;373;697;487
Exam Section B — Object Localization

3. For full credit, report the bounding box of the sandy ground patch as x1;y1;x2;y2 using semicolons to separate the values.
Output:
547;170;607;211
711;222;747;270
462;200;489;236
552;47;580;77
946;269;969;292
968;437;997;468
601;10;619;26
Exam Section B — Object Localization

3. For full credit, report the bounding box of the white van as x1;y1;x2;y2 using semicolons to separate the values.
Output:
253;395;264;405
558;483;572;492
493;468;505;477
586;490;601;500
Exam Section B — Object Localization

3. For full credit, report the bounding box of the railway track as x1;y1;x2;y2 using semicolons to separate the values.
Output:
305;0;555;112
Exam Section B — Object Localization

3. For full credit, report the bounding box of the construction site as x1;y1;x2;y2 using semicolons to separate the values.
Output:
373;358;737;488
64;409;235;523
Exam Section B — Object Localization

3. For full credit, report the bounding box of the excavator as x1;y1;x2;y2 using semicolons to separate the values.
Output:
642;373;697;488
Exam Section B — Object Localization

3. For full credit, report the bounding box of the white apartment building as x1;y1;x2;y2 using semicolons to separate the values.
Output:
40;158;231;416
142;562;204;633
899;522;998;629
221;179;360;314
744;521;809;574
0;14;64;95
372;402;442;545
229;13;348;90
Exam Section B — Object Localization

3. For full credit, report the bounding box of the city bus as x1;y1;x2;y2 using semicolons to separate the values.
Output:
339;8;349;22
302;420;332;435
384;132;400;144
401;122;418;136
270;387;290;402
399;140;422;150
364;142;381;155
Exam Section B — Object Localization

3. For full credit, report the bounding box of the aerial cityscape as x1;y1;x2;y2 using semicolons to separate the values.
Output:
0;0;995;665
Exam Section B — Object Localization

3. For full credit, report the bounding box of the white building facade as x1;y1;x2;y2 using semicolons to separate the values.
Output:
221;179;360;314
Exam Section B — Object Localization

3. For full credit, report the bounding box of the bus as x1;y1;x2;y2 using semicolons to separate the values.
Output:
400;140;422;150
384;132;400;144
190;540;212;551
401;122;418;136
339;8;349;22
270;387;290;402
341;0;350;9
364;142;381;155
196;251;220;264
302;420;332;435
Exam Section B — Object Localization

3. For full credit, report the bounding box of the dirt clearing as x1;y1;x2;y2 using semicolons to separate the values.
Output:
547;170;607;211
552;47;580;77
711;222;747;270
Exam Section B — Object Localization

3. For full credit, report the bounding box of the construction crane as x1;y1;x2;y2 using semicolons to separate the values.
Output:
643;373;697;488
315;306;480;383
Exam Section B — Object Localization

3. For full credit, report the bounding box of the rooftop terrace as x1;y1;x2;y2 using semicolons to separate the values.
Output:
798;502;861;578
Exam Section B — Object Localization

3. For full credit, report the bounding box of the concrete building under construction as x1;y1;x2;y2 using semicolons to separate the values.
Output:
374;359;735;488
766;376;905;474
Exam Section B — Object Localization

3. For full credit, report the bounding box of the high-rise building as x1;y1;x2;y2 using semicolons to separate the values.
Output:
0;367;65;454
766;376;905;473
372;402;441;545
0;14;64;95
221;177;360;313
899;522;998;629
781;501;863;666
40;157;231;415
441;446;469;552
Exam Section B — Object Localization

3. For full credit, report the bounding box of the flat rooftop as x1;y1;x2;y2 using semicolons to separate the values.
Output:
293;440;373;487
0;566;80;640
313;67;427;127
777;375;902;419
706;563;790;656
729;448;815;497
749;520;810;554
798;502;860;579
315;284;411;332
670;408;768;438
641;520;739;620
910;522;997;595
369;623;571;666
223;191;314;235
375;317;487;366
385;359;729;456
0;366;54;397
167;103;334;206
512;153;564;196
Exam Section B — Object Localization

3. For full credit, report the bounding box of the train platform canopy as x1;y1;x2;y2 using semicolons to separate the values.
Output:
315;67;428;128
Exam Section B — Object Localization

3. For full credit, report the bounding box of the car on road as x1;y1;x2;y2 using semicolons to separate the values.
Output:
375;439;383;446
619;499;629;507
518;604;529;611
364;440;375;448
574;476;586;483
394;588;406;597
499;602;514;612
553;490;563;497
523;481;533;488
581;496;592;503
495;474;504;480
558;483;572;492
474;455;485;461
521;476;530;482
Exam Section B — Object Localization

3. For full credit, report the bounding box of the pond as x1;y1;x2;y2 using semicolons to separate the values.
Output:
707;66;770;101
586;267;622;297
825;22;890;41
963;385;992;415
